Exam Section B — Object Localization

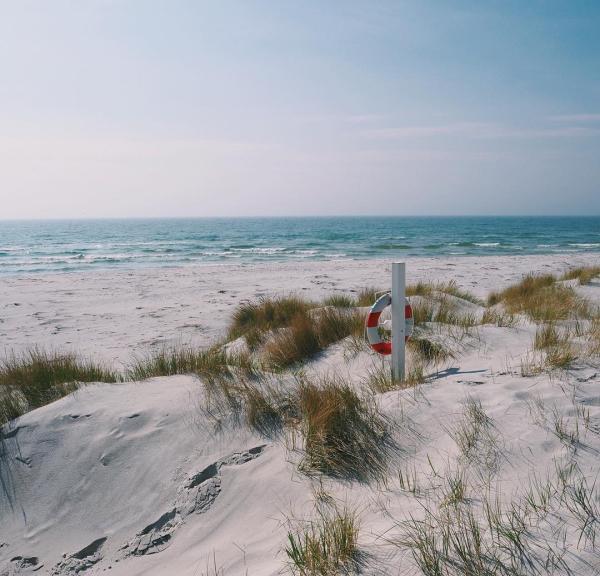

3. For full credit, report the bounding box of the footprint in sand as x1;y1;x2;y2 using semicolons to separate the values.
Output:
51;538;107;575
0;555;43;575
120;445;266;557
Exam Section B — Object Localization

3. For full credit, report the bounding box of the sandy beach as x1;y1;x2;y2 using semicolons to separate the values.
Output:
1;253;600;575
1;252;598;367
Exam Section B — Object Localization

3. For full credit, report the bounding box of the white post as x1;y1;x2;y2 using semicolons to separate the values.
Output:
392;262;406;381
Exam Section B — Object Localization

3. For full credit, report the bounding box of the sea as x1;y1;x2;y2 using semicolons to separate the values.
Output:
0;216;598;276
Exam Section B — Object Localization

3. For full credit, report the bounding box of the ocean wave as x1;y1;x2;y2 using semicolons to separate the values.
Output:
569;243;600;248
229;247;286;254
474;242;500;247
372;243;411;249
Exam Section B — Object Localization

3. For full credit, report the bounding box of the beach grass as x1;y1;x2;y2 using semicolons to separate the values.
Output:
532;324;577;370
322;294;356;308
0;349;118;426
265;308;362;369
487;273;589;322
355;286;381;307
126;346;257;381
286;504;359;575
228;296;315;342
295;375;390;481
407;280;482;305
560;266;600;285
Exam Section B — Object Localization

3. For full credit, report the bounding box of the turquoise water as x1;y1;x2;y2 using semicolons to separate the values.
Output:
0;217;599;275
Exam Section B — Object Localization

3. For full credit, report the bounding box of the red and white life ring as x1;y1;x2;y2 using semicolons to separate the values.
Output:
366;293;414;355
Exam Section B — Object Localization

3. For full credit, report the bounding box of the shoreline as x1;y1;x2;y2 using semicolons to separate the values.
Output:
1;248;600;279
1;252;599;367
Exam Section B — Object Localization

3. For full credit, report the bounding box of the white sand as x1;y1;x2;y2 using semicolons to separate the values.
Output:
1;252;598;367
1;253;600;575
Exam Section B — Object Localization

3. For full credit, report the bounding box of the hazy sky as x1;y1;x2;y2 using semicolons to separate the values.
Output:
1;1;599;218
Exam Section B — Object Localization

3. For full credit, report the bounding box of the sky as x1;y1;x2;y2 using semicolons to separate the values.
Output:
0;0;599;218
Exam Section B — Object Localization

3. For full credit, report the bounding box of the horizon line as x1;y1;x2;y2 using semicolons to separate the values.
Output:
1;214;600;222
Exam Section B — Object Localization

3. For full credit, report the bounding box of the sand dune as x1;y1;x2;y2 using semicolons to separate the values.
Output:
1;253;600;575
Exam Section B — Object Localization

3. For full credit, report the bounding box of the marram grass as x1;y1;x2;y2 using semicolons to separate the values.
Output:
0;349;118;426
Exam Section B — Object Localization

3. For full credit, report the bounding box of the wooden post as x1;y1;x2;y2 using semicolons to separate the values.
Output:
392;262;406;381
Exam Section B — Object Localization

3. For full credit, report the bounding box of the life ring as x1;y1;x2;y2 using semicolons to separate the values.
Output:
366;293;414;355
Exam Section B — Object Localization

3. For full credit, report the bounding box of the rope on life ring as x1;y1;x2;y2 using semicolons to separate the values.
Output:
365;293;414;355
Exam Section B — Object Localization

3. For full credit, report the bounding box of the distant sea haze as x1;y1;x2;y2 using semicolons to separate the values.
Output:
0;216;599;276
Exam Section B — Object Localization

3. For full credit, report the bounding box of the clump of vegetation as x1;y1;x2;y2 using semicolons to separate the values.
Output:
265;308;362;370
409;337;452;365
126;346;257;381
238;380;293;436
265;314;323;370
545;345;577;370
587;316;600;356
322;294;356;308
228;296;315;342
487;273;589;323
440;467;467;507
448;396;497;470
355;286;381;307
0;349;118;426
534;324;564;350
406;280;482;305
295;376;390;481
286;503;360;575
411;296;477;330
480;308;518;327
488;273;554;306
364;358;426;394
561;266;600;285
397;458;598;575
532;324;577;370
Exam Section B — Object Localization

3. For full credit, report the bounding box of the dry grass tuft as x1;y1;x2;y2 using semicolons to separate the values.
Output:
0;349;118;426
355;286;381;307
265;308;362;370
126;346;257;381
228;296;315;342
322;294;355;308
286;503;360;575
561;266;600;285
408;337;453;365
265;314;322;370
487;273;589;323
365;361;425;394
407;280;482;305
587;316;600;356
532;324;577;370
295;376;390;481
480;308;518;327
411;295;478;331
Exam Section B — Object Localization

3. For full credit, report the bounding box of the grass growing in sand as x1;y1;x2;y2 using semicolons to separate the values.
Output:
264;308;363;370
407;280;483;305
560;266;600;285
322;294;356;308
0;349;118;426
228;296;315;342
394;465;597;575
126;346;258;381
365;362;425;393
294;375;391;481
487;272;590;323
286;503;360;576
355;286;381;307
